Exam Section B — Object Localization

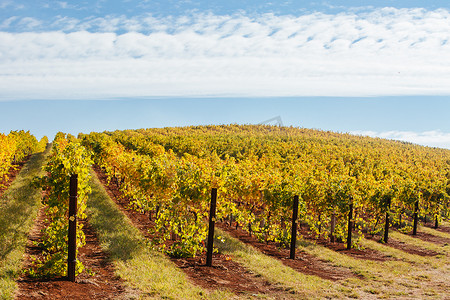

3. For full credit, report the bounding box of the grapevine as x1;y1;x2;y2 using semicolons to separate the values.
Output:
80;125;450;257
31;133;92;278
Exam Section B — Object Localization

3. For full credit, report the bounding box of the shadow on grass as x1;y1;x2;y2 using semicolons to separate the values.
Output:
86;172;147;262
0;150;48;298
86;171;231;300
0;151;46;263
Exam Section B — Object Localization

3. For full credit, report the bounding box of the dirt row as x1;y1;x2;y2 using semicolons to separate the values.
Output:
93;166;286;295
216;222;362;280
14;165;126;299
16;205;126;299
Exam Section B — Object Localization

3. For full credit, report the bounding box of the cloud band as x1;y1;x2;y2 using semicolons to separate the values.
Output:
1;8;450;99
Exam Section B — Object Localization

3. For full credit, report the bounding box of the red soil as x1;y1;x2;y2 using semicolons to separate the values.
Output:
217;222;360;281
16;195;126;299
93;165;286;296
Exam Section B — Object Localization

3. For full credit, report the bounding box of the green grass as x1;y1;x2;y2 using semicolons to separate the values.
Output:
390;231;449;257
214;227;450;299
359;237;432;264
86;170;233;299
214;229;338;299
0;149;49;300
418;225;450;242
299;238;449;299
214;227;439;299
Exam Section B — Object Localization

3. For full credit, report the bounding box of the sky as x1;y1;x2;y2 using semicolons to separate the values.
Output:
0;1;450;149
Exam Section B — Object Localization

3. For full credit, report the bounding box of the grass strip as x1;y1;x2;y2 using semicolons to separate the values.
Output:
0;149;48;300
301;238;449;299
86;170;232;299
418;225;450;241
390;231;449;257
359;238;431;264
214;228;338;299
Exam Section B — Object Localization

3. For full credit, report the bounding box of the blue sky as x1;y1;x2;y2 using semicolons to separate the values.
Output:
1;1;450;149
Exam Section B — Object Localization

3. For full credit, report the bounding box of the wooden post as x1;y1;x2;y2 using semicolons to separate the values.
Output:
67;174;78;282
318;213;322;235
347;201;353;250
434;214;439;229
384;198;391;243
413;200;419;235
206;188;217;267
330;211;336;243
290;195;299;259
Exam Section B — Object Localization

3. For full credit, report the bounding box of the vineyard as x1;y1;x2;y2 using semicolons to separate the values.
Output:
0;131;47;190
80;125;450;257
1;125;450;299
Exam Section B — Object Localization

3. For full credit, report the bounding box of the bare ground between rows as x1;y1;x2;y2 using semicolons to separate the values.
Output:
391;217;450;245
218;223;362;281
423;223;450;235
297;227;397;262
16;204;126;299
300;226;440;258
93;165;287;296
404;230;450;246
434;225;450;234
365;236;439;257
361;230;442;257
0;159;27;198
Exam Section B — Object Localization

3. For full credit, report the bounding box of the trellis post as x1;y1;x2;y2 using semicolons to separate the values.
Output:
206;188;217;267
290;195;299;259
67;174;78;282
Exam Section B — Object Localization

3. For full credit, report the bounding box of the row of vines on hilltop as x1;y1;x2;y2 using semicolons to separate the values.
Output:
0;130;47;187
80;125;450;257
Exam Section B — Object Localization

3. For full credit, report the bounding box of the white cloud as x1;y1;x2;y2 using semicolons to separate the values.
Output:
16;17;42;30
1;8;450;99
58;1;69;9
0;0;24;10
0;17;18;30
351;130;450;149
0;1;10;9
